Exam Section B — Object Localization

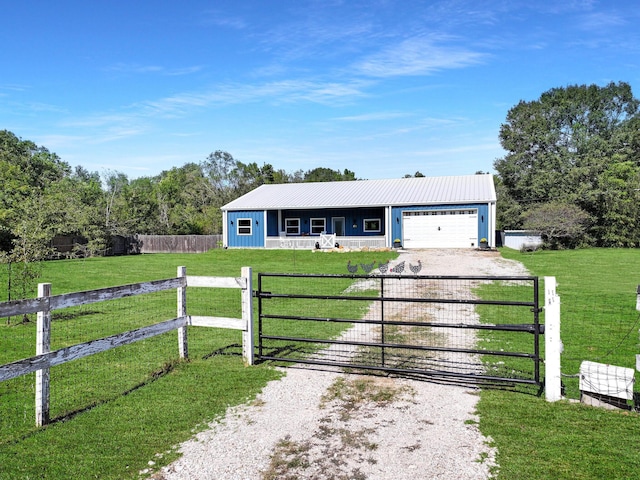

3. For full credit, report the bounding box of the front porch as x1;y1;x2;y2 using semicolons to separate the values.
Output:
265;235;387;250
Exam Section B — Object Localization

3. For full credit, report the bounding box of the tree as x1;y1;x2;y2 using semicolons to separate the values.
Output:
494;81;640;247
0;130;72;251
592;161;640;247
303;167;357;182
522;202;591;249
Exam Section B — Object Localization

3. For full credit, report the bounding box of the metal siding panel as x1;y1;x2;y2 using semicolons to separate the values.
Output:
266;211;279;236
394;203;487;248
228;211;263;247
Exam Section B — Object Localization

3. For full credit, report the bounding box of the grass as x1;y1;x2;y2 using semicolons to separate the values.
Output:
257;274;380;364
476;248;640;480
475;279;542;384
0;248;396;479
3;247;640;479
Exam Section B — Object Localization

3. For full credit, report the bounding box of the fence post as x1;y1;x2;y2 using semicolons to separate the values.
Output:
545;276;562;402
241;266;254;366
177;266;188;359
36;283;51;426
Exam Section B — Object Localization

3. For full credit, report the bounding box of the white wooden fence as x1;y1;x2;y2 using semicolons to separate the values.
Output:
0;266;253;426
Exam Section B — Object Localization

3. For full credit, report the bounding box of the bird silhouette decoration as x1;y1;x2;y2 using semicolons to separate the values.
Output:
377;260;389;274
409;260;422;274
359;260;376;274
346;260;358;273
390;260;405;274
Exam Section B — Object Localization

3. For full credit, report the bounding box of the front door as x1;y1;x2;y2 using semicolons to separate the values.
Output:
332;217;345;236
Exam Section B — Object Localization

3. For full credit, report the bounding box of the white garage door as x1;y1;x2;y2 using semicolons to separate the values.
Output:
403;209;478;249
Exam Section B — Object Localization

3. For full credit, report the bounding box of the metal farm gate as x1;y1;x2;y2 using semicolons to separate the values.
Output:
256;273;543;387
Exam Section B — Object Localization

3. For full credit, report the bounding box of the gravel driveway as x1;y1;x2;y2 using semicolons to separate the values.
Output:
152;249;529;480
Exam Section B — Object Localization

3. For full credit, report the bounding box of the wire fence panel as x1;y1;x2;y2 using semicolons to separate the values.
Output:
559;291;639;401
47;290;178;422
257;273;542;386
0;266;254;441
0;289;178;444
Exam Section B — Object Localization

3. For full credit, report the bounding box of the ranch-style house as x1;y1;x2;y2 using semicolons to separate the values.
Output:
221;174;496;250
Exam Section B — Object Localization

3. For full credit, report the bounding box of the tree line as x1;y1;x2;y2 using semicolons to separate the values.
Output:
0;134;360;302
2;79;640;264
0;133;358;258
494;81;640;248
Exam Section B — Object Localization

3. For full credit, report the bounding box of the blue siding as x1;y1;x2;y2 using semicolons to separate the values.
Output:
227;211;264;247
266;210;279;236
391;204;490;244
227;203;491;248
279;208;386;236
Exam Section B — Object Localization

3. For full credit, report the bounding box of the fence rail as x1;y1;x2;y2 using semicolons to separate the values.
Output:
0;266;252;426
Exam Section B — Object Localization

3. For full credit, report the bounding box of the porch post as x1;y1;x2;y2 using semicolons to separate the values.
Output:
263;211;268;248
386;206;392;248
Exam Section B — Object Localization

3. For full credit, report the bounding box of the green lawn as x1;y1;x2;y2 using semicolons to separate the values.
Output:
476;248;640;480
0;248;396;479
2;248;640;479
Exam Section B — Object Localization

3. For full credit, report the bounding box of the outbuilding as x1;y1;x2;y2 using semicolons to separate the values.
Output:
221;174;496;249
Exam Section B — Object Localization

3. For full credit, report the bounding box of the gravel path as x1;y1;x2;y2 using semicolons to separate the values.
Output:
152;249;528;480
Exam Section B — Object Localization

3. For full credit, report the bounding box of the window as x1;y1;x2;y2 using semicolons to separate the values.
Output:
237;218;252;235
363;218;381;232
285;218;300;235
310;218;326;235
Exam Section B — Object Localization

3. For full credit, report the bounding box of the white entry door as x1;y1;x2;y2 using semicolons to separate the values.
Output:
403;210;478;248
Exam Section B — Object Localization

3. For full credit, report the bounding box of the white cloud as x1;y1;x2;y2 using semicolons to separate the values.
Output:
578;11;626;30
354;34;486;77
104;63;204;76
200;10;248;29
411;142;501;157
334;112;412;122
0;83;29;92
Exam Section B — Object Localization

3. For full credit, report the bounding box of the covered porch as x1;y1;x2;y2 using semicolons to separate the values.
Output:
265;234;387;250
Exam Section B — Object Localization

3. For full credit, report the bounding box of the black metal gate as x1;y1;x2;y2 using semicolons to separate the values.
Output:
257;273;543;386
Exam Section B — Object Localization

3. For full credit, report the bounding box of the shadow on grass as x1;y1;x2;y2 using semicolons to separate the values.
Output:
1;358;184;448
51;358;183;425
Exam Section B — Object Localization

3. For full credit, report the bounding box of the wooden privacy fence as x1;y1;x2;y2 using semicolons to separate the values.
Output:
136;235;223;253
0;266;253;427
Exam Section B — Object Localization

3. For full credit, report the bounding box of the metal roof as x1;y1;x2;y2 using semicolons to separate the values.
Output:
222;174;496;211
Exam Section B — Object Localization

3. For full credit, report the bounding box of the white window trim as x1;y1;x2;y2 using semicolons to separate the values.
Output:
310;218;326;235
285;218;300;235
237;218;252;236
363;218;381;233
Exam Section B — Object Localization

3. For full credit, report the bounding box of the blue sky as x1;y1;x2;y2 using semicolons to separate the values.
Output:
2;1;639;180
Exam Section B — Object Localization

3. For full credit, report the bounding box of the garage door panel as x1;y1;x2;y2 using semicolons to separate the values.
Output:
403;210;477;249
